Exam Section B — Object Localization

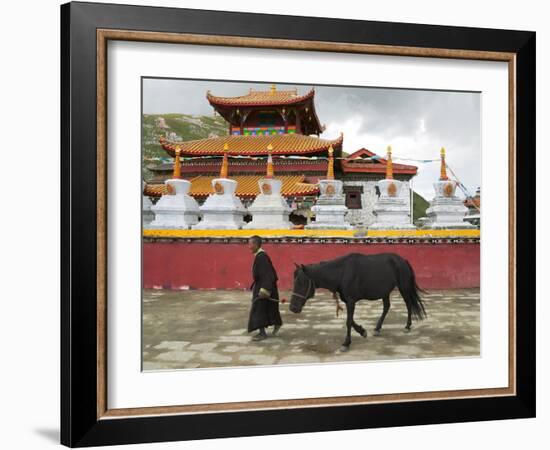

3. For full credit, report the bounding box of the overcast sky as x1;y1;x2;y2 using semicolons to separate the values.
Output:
143;78;481;200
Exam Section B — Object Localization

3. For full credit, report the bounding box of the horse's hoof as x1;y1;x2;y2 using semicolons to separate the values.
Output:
404;327;411;333
361;330;367;338
373;329;381;337
339;345;350;353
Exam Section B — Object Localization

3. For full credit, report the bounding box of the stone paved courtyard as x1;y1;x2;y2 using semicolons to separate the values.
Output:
142;288;480;370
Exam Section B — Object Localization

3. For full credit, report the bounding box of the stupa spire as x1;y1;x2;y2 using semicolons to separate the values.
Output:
266;144;274;179
220;143;229;178
440;147;449;181
173;149;181;179
327;145;335;180
386;145;394;180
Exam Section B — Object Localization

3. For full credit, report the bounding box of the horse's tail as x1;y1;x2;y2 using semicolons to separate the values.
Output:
399;258;427;321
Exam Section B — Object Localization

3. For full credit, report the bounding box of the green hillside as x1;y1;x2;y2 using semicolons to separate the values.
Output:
142;113;227;180
412;190;429;221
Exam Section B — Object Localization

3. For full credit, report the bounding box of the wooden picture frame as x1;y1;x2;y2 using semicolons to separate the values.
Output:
61;1;535;447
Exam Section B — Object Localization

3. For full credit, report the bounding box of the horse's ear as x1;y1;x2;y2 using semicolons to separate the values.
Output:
294;262;300;269
300;264;305;269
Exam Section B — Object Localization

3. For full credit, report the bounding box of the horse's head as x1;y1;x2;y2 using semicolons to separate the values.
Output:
289;264;315;313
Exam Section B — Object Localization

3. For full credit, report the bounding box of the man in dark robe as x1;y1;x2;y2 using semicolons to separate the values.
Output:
247;235;283;341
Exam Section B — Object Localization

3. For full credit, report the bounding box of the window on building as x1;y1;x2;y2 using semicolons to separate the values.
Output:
344;186;363;209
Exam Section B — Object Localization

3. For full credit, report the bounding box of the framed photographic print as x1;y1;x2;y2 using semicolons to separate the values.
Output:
61;1;535;447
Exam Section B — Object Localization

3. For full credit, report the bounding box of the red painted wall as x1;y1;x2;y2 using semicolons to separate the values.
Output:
143;241;480;290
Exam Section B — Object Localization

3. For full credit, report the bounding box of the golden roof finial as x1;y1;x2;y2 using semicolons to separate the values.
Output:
327;145;335;180
386;145;394;180
440;147;449;180
266;146;274;179
173;149;181;179
270;84;276;94
220;143;229;178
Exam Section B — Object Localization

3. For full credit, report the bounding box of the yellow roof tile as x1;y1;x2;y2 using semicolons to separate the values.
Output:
160;133;343;156
144;175;318;198
207;87;314;106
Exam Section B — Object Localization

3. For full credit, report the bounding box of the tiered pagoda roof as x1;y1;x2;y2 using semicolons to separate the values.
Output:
206;85;323;136
147;85;419;202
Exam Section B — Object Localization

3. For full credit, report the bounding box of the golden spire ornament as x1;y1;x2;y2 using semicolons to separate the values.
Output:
266;144;274;179
172;149;181;179
440;147;449;180
270;84;276;94
220;143;229;178
386;145;394;180
327;145;335;180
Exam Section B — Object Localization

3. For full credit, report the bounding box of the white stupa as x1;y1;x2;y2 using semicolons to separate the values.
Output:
369;146;416;230
149;150;200;229
305;145;351;230
245;147;293;229
142;180;154;228
193;143;247;229
425;147;475;229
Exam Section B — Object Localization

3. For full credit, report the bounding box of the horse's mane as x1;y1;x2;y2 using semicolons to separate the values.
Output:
307;253;358;271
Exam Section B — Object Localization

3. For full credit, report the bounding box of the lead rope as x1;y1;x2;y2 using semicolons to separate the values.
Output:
332;291;344;318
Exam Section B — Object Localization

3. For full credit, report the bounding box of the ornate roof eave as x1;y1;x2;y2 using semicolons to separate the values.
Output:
342;165;418;175
343;147;418;175
304;97;323;136
144;176;319;198
159;133;344;157
147;161;329;174
206;87;315;108
190;189;319;199
148;157;329;169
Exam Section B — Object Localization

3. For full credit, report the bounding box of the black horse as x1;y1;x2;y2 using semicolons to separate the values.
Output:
289;252;427;352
